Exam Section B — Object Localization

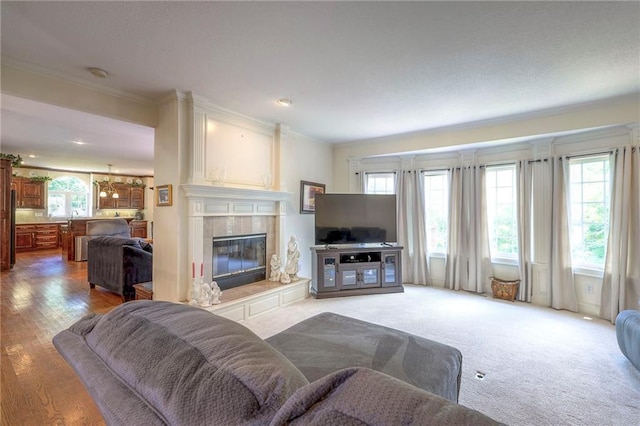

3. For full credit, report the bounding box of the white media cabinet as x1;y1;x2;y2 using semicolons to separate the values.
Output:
310;245;403;298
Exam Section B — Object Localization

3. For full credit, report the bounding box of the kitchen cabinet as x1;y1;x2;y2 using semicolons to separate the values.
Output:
15;223;60;251
96;183;145;210
129;220;147;239
12;177;45;209
1;159;12;271
16;224;36;251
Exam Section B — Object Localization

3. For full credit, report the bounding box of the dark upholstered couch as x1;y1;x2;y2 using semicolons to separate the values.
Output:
87;236;152;301
53;301;502;425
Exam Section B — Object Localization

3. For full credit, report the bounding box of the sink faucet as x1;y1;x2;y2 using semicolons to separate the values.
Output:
70;210;79;220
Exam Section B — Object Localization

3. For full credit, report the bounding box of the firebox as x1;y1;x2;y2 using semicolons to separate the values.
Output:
212;233;266;290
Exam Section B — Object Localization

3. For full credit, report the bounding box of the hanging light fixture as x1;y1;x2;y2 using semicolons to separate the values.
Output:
100;164;119;198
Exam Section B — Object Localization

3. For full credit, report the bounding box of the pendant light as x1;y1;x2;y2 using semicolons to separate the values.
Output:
100;164;119;198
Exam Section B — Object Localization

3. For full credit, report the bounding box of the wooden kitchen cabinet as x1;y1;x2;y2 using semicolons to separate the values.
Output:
15;223;60;251
16;224;36;251
96;183;145;210
129;220;147;238
12;177;45;209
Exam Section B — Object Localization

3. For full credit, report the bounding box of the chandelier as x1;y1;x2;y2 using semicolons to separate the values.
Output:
99;164;119;198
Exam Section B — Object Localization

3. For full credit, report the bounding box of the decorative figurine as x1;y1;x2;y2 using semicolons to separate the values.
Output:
280;271;291;284
269;254;282;282
199;283;212;307
284;236;300;280
210;281;222;305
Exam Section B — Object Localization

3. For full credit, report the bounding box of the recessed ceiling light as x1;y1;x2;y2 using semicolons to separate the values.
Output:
73;141;85;145
88;67;108;78
28;154;36;158
276;98;292;107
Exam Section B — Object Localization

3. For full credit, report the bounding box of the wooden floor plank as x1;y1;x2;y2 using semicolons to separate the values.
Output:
1;249;120;425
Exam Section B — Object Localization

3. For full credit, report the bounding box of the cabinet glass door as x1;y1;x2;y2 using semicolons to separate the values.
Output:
383;254;396;285
361;267;379;287
341;270;358;287
322;257;337;288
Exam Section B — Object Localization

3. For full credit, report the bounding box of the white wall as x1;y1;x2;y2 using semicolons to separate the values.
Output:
280;130;334;279
342;125;638;316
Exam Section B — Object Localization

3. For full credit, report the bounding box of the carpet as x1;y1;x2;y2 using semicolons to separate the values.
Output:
242;284;640;425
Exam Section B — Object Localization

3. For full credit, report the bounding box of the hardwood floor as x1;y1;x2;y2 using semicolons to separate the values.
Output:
1;249;120;425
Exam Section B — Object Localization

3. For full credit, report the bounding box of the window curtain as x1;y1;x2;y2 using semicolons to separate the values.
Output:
516;160;533;302
444;166;491;293
550;156;578;311
601;146;640;323
396;170;430;285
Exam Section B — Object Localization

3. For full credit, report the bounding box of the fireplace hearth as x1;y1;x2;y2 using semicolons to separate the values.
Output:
212;233;267;290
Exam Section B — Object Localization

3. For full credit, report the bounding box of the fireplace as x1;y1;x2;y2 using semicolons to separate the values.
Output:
212;233;267;290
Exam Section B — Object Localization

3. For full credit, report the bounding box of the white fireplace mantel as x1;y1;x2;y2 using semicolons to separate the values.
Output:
183;184;292;217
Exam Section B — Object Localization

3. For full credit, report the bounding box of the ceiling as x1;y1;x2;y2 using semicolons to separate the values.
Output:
1;1;639;176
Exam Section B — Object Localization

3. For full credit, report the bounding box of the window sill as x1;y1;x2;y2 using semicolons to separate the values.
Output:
572;267;604;279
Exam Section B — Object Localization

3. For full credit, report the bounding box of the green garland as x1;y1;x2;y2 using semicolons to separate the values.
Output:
0;153;23;168
28;175;52;182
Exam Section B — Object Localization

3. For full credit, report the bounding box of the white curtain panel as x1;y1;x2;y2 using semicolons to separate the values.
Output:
445;166;491;293
516;160;533;302
601;146;640;323
396;170;430;285
550;157;578;312
445;168;462;290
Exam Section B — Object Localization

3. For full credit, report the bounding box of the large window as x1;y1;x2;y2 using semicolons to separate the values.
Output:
485;165;518;260
48;176;89;218
568;155;610;269
423;171;448;252
364;172;395;194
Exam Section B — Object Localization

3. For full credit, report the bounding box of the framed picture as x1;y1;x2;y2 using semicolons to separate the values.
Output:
156;184;173;206
300;180;325;214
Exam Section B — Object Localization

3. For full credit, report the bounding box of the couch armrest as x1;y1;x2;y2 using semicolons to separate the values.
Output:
123;246;153;288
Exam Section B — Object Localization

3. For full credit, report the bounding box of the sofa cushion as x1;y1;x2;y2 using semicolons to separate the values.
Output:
53;301;309;425
266;312;462;402
270;367;502;425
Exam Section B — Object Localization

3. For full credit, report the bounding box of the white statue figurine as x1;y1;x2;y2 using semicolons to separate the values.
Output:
284;236;300;280
199;283;212;307
269;254;282;282
280;271;291;284
210;281;222;305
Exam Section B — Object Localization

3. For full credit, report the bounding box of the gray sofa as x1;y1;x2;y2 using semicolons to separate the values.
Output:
53;301;501;425
616;310;640;371
87;236;152;301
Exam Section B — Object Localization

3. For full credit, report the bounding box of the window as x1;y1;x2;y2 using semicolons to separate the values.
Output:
364;172;395;194
568;155;610;269
485;165;518;260
423;172;448;252
48;177;89;218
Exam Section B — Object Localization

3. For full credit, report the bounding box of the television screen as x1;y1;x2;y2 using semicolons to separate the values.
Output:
314;193;397;245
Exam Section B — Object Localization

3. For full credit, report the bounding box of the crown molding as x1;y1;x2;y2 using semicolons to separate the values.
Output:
1;56;156;106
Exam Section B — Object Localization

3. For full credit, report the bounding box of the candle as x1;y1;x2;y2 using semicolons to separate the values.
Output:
201;263;204;277
192;262;195;279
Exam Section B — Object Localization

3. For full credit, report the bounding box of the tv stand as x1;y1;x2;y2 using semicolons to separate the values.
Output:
310;245;403;299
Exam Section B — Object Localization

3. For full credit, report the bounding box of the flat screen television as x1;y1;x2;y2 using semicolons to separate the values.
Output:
314;193;397;245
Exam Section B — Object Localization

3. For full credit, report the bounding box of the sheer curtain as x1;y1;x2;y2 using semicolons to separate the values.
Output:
396;170;430;285
601;147;640;323
516;160;533;302
445;166;491;293
550;156;578;311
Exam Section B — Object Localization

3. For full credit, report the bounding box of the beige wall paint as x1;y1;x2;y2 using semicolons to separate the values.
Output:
332;94;639;191
1;63;158;128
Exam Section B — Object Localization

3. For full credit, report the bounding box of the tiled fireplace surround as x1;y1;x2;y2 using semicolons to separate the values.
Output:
183;184;290;297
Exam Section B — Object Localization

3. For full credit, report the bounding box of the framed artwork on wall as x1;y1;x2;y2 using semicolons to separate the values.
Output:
300;180;325;214
156;184;173;206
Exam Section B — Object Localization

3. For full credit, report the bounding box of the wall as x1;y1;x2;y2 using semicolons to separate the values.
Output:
345;124;638;316
12;166;152;223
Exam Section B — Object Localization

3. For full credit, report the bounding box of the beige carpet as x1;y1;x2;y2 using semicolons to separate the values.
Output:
242;284;640;425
